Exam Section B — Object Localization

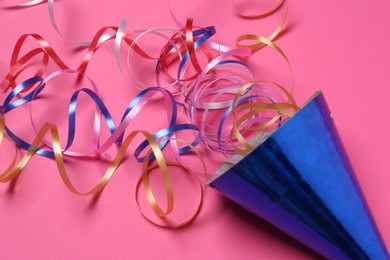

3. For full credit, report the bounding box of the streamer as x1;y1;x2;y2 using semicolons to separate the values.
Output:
136;137;207;227
0;27;155;92
0;0;297;227
234;0;288;52
0;77;204;226
178;44;297;159
231;0;285;18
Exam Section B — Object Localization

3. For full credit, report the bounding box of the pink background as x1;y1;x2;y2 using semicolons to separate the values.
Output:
0;0;389;259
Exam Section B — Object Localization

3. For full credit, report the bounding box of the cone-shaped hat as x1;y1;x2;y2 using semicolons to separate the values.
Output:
209;91;388;259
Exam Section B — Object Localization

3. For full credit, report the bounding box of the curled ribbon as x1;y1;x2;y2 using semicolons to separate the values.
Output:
235;0;288;52
0;93;204;226
178;41;297;159
2;71;201;161
231;0;284;18
0;66;203;227
0;0;299;228
230;81;298;155
0;27;155;92
137;137;206;228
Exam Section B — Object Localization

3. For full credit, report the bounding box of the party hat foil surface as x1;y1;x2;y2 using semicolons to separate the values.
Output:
209;91;389;259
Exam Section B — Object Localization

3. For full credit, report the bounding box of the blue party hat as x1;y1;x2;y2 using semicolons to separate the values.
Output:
209;91;388;259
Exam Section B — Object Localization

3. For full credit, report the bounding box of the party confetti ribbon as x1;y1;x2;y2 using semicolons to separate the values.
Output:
0;0;297;227
0;74;205;225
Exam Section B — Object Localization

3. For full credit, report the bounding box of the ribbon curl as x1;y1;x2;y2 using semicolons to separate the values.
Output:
0;0;299;227
0;91;204;226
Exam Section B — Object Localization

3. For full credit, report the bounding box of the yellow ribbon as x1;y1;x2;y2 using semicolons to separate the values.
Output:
136;137;206;228
233;0;285;19
0;113;206;227
0;114;19;180
233;3;297;156
230;81;299;155
236;1;288;52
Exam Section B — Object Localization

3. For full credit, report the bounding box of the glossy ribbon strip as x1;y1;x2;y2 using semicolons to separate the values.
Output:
0;92;204;226
231;0;284;18
235;0;288;52
0;0;296;227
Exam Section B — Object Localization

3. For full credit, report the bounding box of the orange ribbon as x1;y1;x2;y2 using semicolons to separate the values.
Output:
235;0;288;52
230;81;299;155
0;113;205;227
